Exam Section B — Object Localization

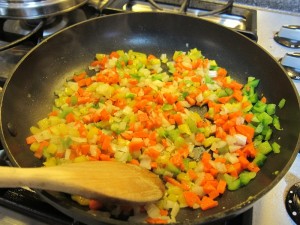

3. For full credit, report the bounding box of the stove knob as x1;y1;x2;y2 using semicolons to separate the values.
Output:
280;52;300;80
274;25;300;48
285;182;300;225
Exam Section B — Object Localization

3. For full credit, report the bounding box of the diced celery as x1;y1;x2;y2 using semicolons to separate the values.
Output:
186;117;198;133
30;142;39;152
157;127;167;138
162;104;173;111
43;157;57;167
30;126;40;135
178;123;192;135
59;107;73;119
223;173;241;191
174;136;185;147
37;118;50;130
177;173;190;182
46;143;57;154
188;161;197;169
202;136;217;148
166;163;181;175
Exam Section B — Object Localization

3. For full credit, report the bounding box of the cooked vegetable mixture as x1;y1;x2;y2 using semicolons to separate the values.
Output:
26;49;284;224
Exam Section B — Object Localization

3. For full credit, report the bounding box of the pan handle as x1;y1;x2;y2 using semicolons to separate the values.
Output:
179;0;234;16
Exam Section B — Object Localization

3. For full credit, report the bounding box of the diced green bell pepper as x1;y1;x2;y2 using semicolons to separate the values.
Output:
252;152;267;167
239;171;256;186
257;141;272;155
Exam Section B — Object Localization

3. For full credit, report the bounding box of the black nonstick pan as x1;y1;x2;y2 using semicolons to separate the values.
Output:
0;12;299;225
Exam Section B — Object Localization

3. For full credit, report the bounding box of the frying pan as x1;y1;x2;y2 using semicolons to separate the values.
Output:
0;12;299;225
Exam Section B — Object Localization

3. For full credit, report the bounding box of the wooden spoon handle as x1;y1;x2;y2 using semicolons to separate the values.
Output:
0;165;78;192
0;161;165;203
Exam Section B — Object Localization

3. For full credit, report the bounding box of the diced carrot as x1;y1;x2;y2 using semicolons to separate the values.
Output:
145;148;160;159
200;196;218;210
89;199;103;210
261;96;267;103
235;124;255;143
109;51;120;59
160;209;169;216
147;54;157;61
34;148;43;159
121;132;133;140
217;68;227;77
218;96;232;104
101;135;112;152
26;135;36;145
66;113;75;123
241;142;257;158
173;113;183;125
73;72;86;82
99;109;110;121
80;144;90;155
146;218;168;224
239;155;250;169
216;179;227;194
186;96;196;105
128;140;144;152
48;110;58;116
242;100;251;109
164;176;187;190
163;92;178;104
195;133;205;143
129;159;140;165
191;76;202;83
133;130;149;138
38;140;49;151
183;191;201;208
214;157;226;163
99;153;111;161
203;182;217;195
201;152;212;163
244;113;254;123
187;169;198;180
151;161;158;169
208;189;220;199
247;162;260;172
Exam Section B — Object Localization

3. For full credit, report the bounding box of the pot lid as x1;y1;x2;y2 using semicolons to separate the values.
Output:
0;0;88;19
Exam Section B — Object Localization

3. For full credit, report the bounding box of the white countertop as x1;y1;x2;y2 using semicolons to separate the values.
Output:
256;10;300;94
253;10;300;225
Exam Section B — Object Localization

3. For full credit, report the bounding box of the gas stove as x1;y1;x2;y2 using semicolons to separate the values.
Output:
0;1;299;225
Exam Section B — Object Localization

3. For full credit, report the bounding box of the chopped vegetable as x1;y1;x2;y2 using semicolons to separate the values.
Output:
26;49;284;224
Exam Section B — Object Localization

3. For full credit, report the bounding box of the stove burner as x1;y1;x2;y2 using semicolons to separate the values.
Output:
274;25;300;48
0;0;88;19
285;182;300;225
279;52;300;80
0;7;90;51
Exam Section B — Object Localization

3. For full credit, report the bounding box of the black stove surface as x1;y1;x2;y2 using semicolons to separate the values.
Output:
0;152;253;225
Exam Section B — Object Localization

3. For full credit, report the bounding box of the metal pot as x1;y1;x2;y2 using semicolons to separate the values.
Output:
0;12;299;224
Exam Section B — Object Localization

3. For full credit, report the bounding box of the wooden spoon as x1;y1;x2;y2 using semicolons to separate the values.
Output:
0;161;165;203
